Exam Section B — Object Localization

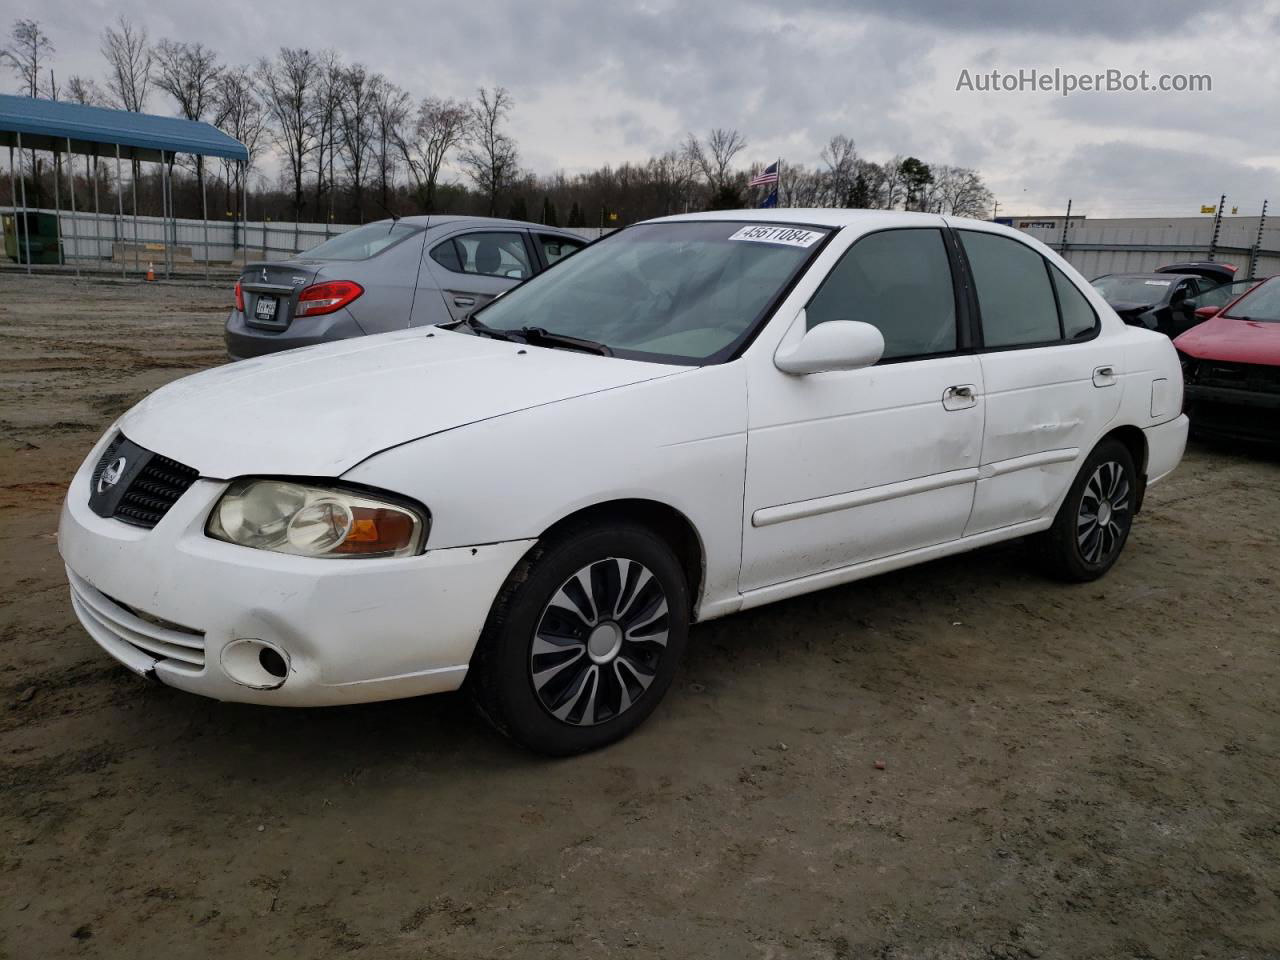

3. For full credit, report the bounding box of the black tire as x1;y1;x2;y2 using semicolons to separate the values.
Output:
469;522;690;756
1035;438;1137;582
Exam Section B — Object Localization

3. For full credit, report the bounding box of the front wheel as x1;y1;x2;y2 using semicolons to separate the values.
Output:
1035;439;1137;582
469;522;690;755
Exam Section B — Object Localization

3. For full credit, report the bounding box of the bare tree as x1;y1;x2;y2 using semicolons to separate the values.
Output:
309;51;344;226
154;40;222;196
66;75;105;106
687;128;746;192
370;76;410;216
337;64;377;221
929;165;993;218
458;86;519;216
214;66;266;218
397;96;467;212
820;134;858;206
255;47;317;223
2;18;53;97
101;16;152;112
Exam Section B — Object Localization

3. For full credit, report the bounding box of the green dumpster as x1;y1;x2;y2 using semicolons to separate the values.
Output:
3;212;63;265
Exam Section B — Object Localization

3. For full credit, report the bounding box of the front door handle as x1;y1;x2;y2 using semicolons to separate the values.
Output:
453;296;477;308
942;384;978;411
1093;365;1117;387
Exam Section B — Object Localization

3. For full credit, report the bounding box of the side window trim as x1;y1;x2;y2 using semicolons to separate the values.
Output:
808;225;966;366
954;228;1101;353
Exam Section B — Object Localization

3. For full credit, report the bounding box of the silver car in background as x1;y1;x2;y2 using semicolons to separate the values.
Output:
225;216;588;359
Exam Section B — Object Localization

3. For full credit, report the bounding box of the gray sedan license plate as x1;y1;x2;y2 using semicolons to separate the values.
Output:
254;296;278;321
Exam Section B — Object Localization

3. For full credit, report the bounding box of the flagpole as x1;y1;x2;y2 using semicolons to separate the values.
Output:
777;156;781;207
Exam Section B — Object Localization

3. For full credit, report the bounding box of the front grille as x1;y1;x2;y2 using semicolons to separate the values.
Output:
67;566;206;672
1196;361;1280;395
90;434;199;529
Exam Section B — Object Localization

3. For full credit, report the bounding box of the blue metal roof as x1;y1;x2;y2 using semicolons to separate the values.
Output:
0;94;248;162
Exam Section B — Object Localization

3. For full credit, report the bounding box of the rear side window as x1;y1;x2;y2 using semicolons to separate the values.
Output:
807;228;957;360
960;231;1060;348
431;231;532;279
1049;264;1099;340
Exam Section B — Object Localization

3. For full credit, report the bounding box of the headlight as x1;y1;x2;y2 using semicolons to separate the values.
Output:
207;479;428;558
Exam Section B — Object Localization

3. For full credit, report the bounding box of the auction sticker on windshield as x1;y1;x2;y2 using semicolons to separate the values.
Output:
728;225;826;247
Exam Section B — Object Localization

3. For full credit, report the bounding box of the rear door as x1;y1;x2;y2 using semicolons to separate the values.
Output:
952;226;1122;536
424;229;537;322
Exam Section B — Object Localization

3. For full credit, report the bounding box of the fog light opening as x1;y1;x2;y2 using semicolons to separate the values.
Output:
258;646;288;679
220;638;291;690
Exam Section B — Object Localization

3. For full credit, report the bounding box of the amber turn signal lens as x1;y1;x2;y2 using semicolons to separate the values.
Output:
333;508;419;555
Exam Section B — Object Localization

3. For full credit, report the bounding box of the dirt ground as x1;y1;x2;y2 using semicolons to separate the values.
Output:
0;273;1277;960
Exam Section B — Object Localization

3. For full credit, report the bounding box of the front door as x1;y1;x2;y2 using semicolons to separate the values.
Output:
740;226;986;593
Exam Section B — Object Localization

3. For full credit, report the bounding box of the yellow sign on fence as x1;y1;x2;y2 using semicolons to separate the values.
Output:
1200;205;1216;214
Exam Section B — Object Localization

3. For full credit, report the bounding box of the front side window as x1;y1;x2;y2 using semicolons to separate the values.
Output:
474;221;829;363
302;221;420;261
431;231;532;279
960;230;1060;348
806;228;957;360
539;233;586;265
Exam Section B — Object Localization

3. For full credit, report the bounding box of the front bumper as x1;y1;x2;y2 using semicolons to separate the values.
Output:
58;442;533;706
225;307;368;360
1185;385;1280;442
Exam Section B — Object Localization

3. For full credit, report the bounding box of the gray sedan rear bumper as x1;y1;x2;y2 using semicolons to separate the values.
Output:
225;309;368;360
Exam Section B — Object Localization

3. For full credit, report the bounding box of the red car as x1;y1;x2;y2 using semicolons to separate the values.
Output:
1175;276;1280;441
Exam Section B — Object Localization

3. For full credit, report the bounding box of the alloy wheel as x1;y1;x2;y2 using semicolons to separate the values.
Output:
529;557;670;726
1077;460;1132;565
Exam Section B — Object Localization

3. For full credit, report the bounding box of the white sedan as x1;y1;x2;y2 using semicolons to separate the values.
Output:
59;210;1188;754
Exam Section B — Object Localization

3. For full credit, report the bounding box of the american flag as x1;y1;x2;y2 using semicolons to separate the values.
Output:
748;161;779;187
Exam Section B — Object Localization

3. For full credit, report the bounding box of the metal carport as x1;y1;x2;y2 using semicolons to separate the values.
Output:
0;94;249;279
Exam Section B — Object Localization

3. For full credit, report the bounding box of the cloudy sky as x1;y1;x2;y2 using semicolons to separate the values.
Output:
15;0;1280;218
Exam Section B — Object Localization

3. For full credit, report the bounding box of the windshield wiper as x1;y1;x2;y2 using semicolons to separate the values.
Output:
463;315;524;343
519;326;613;356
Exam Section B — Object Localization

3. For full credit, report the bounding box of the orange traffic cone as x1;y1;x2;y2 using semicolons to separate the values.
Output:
145;262;155;282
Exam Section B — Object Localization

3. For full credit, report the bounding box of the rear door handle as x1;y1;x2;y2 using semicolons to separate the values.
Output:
942;384;978;411
1093;365;1117;387
453;296;476;307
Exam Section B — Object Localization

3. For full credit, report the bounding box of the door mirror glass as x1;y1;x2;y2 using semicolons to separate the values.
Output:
774;316;885;375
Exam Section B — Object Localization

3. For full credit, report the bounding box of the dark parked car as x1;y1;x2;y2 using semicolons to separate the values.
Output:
1175;276;1280;442
225;216;588;359
1091;261;1236;337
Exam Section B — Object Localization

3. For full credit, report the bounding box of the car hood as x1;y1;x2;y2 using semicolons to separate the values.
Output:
119;328;683;478
1175;315;1280;366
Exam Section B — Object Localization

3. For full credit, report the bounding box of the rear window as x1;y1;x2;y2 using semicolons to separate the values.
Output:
301;222;420;261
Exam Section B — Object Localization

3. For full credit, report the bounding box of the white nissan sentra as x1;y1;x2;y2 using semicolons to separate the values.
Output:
59;210;1188;754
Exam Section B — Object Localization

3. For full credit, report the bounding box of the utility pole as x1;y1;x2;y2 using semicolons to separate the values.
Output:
1060;199;1072;254
1249;200;1268;280
1207;192;1226;261
991;199;1000;221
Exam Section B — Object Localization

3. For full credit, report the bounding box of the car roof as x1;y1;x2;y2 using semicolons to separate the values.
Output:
365;215;578;233
647;208;950;229
1094;273;1201;282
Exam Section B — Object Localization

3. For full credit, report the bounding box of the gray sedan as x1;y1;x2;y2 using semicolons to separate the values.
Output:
225;216;588;359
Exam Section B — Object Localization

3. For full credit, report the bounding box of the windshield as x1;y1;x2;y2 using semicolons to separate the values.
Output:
1091;276;1173;306
1223;278;1280;322
473;221;830;363
301;221;420;261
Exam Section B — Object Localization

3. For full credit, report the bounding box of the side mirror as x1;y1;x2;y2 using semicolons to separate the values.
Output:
775;319;885;375
1194;305;1220;319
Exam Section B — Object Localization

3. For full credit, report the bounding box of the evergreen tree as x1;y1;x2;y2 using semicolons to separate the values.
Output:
567;201;585;227
541;195;559;226
506;194;529;221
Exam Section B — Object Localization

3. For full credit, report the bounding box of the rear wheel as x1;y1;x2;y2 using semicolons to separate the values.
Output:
469;522;689;755
1036;439;1137;582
